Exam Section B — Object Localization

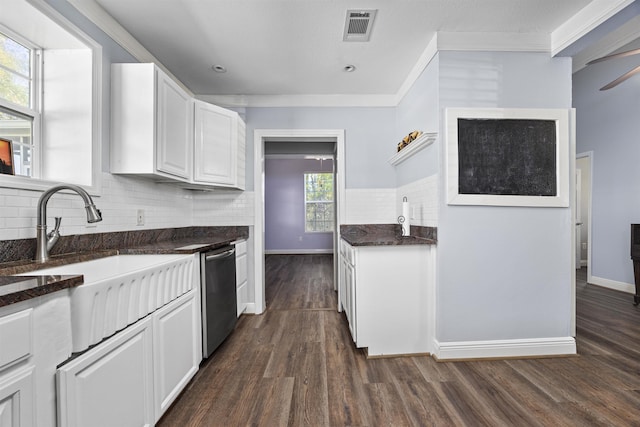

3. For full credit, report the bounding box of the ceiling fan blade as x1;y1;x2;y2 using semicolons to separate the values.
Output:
600;65;640;90
587;47;640;65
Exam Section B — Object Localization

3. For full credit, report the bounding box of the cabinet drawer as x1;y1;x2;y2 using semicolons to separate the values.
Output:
0;309;33;370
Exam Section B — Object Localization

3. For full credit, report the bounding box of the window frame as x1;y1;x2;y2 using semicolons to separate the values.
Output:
0;0;102;194
304;172;335;233
0;25;42;180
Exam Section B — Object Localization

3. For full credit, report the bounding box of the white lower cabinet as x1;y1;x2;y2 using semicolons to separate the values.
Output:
0;367;35;427
338;239;436;357
57;289;201;426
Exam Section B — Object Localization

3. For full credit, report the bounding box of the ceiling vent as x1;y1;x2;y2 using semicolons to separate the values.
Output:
343;9;377;42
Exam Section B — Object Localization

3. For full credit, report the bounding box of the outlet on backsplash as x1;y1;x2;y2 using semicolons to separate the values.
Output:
137;209;145;226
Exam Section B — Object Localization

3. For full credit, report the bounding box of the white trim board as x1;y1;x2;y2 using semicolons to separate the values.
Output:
589;275;635;294
433;337;577;361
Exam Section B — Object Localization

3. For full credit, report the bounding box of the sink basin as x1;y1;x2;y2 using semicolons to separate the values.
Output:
18;254;196;352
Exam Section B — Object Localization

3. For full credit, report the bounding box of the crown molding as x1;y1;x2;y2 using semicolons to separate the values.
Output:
197;93;400;108
571;14;640;73
437;32;549;52
551;0;634;56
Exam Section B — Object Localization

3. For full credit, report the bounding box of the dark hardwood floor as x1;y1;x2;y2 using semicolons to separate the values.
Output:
158;256;640;426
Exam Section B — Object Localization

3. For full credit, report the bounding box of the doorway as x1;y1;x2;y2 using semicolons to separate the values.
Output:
253;129;346;314
576;153;592;276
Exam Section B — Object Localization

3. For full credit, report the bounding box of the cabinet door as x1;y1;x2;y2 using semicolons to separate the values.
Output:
0;367;34;427
345;261;357;343
57;318;154;427
235;241;248;316
152;291;201;421
193;100;238;185
156;70;192;179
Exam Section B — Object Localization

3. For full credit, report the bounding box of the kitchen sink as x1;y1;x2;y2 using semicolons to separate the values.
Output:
18;254;196;352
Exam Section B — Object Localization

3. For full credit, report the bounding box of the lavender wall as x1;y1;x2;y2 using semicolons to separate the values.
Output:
265;157;334;252
573;38;640;286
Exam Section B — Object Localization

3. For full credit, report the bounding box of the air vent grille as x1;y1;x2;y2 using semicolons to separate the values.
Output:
343;9;377;42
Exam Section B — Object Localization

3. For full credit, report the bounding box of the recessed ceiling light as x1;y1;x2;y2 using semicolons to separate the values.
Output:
344;65;356;72
211;65;227;73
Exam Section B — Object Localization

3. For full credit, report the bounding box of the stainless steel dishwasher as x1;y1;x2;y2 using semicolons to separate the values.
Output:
201;245;237;358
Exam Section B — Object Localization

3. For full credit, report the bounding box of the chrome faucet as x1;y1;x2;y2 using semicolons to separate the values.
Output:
35;184;102;263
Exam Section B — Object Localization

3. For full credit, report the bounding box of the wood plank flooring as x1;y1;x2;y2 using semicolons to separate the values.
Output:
158;257;640;426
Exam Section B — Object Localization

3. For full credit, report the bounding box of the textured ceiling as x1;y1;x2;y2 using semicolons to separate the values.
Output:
90;0;637;103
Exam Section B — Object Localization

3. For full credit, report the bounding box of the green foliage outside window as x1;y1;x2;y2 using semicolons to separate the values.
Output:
304;173;334;232
0;32;34;177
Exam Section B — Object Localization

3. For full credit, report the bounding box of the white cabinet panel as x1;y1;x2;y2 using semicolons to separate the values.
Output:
153;291;200;421
57;317;154;427
156;71;193;179
235;240;248;316
194;100;237;186
0;367;34;427
0;309;32;370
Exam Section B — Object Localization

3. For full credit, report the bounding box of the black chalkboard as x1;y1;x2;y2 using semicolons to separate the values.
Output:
457;118;557;196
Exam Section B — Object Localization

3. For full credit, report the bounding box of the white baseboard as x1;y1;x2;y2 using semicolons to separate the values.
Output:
243;302;257;315
433;337;576;360
589;275;635;294
264;249;333;255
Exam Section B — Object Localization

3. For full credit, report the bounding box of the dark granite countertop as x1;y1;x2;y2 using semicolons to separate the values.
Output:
0;275;84;308
0;226;249;308
340;224;437;247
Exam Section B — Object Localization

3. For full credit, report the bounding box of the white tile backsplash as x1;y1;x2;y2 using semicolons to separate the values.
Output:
343;175;439;227
345;188;397;224
0;170;437;241
0;173;194;241
397;174;439;227
193;190;255;226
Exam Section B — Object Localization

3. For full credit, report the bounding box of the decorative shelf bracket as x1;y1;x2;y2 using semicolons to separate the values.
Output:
388;132;438;166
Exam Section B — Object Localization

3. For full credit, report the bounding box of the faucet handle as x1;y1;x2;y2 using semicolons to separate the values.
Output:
46;217;62;252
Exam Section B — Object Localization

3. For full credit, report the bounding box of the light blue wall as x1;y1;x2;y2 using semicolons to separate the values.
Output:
573;39;640;285
395;55;440;186
245;107;397;190
436;51;574;342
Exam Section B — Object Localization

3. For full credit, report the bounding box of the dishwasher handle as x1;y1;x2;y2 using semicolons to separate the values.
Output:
204;247;235;261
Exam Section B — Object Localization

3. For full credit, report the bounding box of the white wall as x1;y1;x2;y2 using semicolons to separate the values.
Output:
436;51;574;342
573;38;640;288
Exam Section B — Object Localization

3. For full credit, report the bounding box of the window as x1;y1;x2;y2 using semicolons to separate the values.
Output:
304;172;334;232
0;30;38;177
0;0;102;191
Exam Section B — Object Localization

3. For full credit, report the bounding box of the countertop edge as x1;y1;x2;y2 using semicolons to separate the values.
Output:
0;227;249;307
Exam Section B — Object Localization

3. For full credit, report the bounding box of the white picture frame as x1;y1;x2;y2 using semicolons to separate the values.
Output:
446;108;570;207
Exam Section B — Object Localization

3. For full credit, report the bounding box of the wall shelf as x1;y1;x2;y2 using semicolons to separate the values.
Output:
388;132;437;166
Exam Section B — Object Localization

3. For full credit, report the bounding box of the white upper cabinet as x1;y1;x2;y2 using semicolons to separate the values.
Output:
111;63;193;181
193;100;238;186
111;63;245;189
